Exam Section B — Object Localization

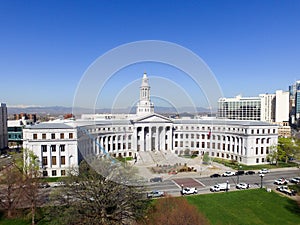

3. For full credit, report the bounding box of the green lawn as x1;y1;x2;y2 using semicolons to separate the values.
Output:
212;158;298;170
186;189;300;225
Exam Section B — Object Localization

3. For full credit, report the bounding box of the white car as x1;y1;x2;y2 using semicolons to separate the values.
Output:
210;183;230;192
222;171;236;177
181;187;198;195
274;178;288;185
147;190;165;198
290;177;300;184
236;183;250;189
258;169;270;174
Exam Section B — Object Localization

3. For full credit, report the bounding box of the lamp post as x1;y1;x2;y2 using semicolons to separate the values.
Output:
259;174;264;189
237;164;242;184
226;180;229;192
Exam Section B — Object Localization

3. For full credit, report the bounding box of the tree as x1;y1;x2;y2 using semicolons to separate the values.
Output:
278;137;300;163
138;196;210;225
21;149;43;225
50;158;148;225
202;152;210;164
0;163;25;218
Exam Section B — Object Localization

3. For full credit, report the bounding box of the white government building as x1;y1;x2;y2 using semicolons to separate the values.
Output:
23;73;278;177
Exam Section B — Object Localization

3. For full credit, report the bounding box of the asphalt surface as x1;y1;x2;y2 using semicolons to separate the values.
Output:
145;169;300;196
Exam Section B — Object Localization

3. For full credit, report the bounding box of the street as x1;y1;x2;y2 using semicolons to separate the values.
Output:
145;169;300;196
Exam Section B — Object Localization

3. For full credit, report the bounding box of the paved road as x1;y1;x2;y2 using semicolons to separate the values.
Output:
145;169;300;196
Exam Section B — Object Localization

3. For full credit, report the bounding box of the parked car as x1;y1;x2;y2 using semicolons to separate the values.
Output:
38;182;50;189
245;171;255;175
235;170;245;176
52;181;65;188
150;177;162;182
210;173;221;178
290;177;300;184
147;190;164;198
258;168;270;174
274;178;288;185
236;182;250;189
210;183;230;192
181;187;198;195
276;186;296;196
222;171;236;177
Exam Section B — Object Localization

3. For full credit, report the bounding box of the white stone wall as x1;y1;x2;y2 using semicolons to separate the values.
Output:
23;127;78;177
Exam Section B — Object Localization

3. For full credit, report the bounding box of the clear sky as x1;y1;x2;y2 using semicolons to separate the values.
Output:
1;0;300;109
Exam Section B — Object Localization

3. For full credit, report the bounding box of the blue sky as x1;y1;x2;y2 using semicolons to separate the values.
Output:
1;0;300;109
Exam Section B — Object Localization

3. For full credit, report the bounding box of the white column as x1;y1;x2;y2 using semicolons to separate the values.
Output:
149;126;152;151
155;126;159;151
141;126;145;151
161;127;166;151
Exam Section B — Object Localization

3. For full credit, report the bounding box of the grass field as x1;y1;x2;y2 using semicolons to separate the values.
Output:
186;189;300;225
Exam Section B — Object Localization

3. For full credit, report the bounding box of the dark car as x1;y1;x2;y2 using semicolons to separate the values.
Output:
150;177;162;182
245;171;255;175
210;173;221;178
235;170;245;176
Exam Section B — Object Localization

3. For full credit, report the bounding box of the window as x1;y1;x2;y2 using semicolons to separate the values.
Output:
256;158;259;163
61;170;66;176
61;156;65;165
60;133;64;139
51;145;56;152
52;156;57;165
42;133;46;139
59;145;65;152
261;147;264;154
69;133;73;139
52;170;57;176
256;147;258;155
175;134;178;139
42;156;48;166
41;145;47;152
43;171;48;177
33;134;37;139
51;133;55;139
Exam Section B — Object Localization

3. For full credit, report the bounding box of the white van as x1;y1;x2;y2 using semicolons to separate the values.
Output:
210;183;230;192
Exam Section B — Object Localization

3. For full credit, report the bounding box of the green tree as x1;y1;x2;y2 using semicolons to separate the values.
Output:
278;137;300;163
202;152;210;164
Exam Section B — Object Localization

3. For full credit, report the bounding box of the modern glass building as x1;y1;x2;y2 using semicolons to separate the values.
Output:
218;95;261;120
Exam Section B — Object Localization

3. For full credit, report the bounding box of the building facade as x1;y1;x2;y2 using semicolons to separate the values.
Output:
218;95;262;120
0;103;8;151
23;74;279;177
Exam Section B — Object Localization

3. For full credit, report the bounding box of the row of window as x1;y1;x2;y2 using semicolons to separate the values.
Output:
42;156;66;166
41;144;65;152
33;132;74;140
43;170;65;177
174;141;242;152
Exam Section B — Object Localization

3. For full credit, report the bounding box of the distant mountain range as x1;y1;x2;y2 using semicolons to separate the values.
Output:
7;106;216;116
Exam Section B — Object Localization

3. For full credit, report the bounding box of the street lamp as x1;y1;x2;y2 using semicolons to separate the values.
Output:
237;164;242;184
226;180;229;192
259;174;264;189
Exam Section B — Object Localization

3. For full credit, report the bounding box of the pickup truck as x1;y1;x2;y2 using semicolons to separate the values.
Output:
181;187;198;195
276;186;296;196
274;178;288;185
210;183;230;192
147;190;164;198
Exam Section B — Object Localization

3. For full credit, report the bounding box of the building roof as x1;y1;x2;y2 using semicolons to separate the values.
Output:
25;122;74;129
173;118;277;127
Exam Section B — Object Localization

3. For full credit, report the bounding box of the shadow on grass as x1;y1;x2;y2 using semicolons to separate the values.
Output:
285;197;300;216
